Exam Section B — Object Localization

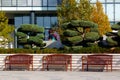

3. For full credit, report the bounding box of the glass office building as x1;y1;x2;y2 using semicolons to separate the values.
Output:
0;0;120;48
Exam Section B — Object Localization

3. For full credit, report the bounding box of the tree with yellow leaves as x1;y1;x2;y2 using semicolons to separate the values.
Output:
57;0;78;26
0;11;14;47
57;0;78;36
77;0;93;21
91;0;112;36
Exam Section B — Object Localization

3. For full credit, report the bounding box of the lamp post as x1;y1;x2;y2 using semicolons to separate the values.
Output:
14;28;17;48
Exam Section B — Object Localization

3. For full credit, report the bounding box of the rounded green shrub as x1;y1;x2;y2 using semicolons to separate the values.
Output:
70;20;98;28
61;20;100;50
67;36;83;45
16;24;45;49
61;22;70;29
63;30;79;37
117;30;120;37
106;32;115;36
106;37;118;46
16;32;27;38
111;24;120;30
36;34;44;39
84;32;100;41
70;20;81;27
18;38;27;43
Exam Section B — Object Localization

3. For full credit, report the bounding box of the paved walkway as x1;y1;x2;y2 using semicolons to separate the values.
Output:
0;71;120;80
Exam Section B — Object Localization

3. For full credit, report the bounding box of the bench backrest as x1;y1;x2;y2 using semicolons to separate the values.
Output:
5;54;33;64
87;54;113;65
43;54;72;64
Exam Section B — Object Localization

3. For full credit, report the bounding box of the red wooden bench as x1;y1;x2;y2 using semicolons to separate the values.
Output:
81;54;113;72
42;54;72;71
4;54;33;71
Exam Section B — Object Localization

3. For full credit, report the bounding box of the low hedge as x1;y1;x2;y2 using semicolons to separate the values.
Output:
1;47;120;54
0;49;34;54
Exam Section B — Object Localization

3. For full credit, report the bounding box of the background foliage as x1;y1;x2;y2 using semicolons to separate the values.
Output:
0;11;14;48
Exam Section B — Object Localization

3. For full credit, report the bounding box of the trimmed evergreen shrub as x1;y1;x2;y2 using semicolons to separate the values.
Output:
61;20;100;50
16;24;45;49
18;38;27;43
70;20;81;27
111;24;120;30
18;24;44;33
28;36;43;45
117;30;120;37
16;32;27;38
106;37;118;46
67;36;83;45
106;32;116;36
70;20;98;28
36;34;44;39
63;30;79;37
61;22;70;29
90;27;99;32
84;32;100;41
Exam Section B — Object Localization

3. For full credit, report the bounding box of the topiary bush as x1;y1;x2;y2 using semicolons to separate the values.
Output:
106;37;118;46
84;32;100;41
61;20;100;50
105;22;120;47
16;24;45;49
63;30;79;37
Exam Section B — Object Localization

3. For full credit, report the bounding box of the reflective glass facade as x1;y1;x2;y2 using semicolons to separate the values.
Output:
15;16;30;28
36;16;57;40
1;0;119;25
0;0;61;7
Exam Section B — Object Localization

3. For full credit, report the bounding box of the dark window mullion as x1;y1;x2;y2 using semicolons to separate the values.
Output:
113;0;115;23
16;0;17;6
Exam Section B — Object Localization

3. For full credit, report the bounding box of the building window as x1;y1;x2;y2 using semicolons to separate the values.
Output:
43;0;47;6
98;0;105;3
36;17;44;27
107;0;113;2
14;16;30;28
115;4;120;21
22;16;30;24
44;16;51;28
90;0;97;3
12;0;17;6
45;29;49;40
33;0;42;6
18;0;27;6
107;4;114;21
48;0;57;6
2;0;12;6
14;17;22;28
0;0;1;6
36;16;58;40
51;17;58;26
57;0;62;5
27;0;32;6
115;0;120;2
